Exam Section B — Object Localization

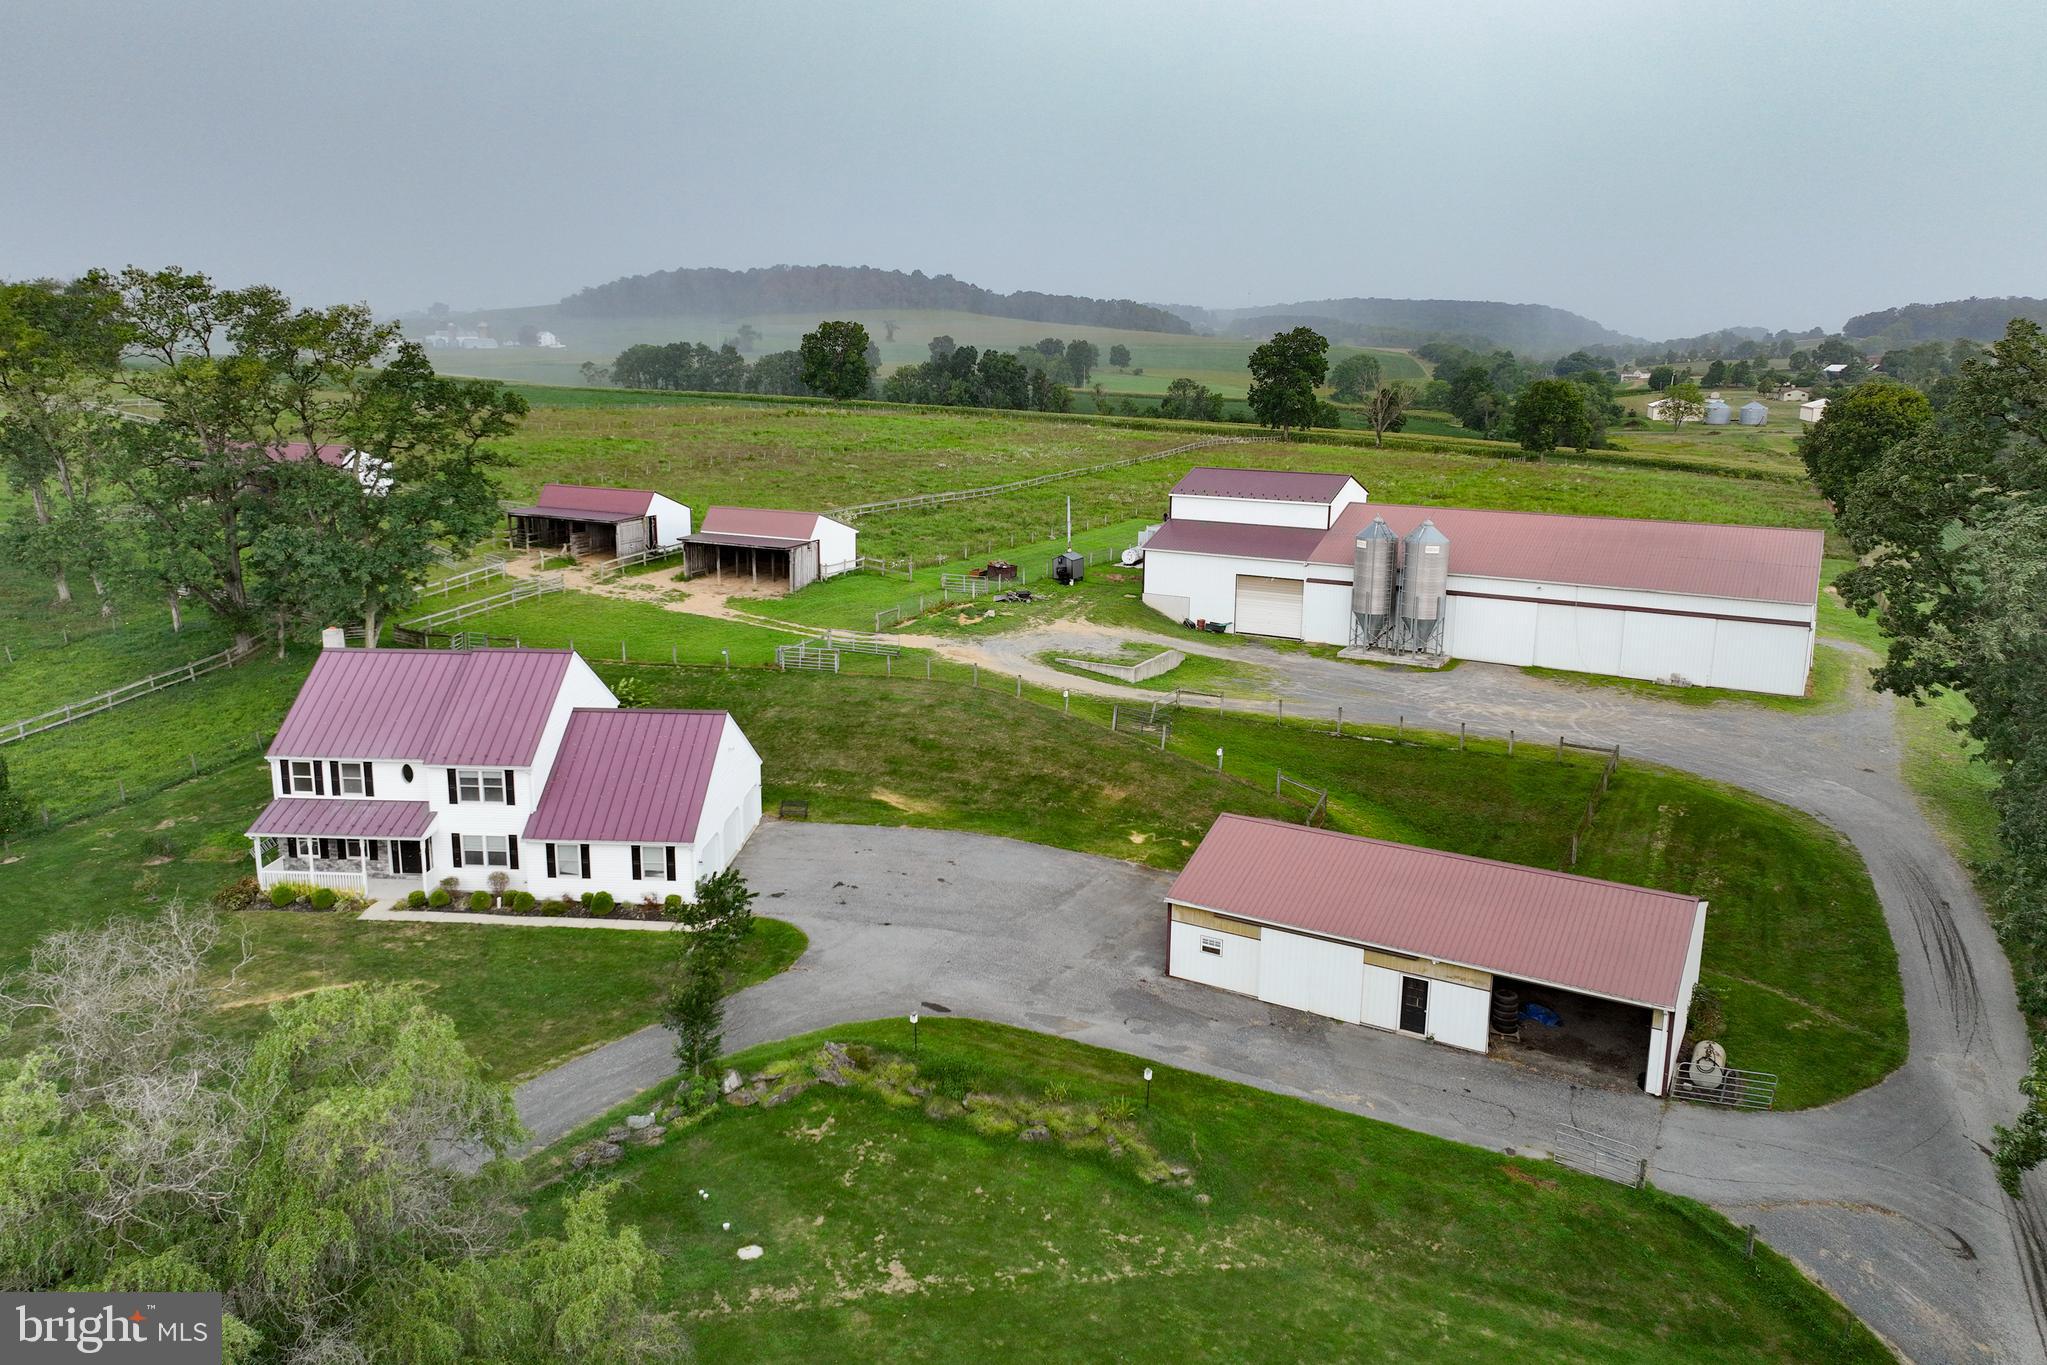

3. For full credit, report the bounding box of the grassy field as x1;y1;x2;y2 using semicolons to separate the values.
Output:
606;665;1903;1104
1034;642;1276;697
0;760;804;1080
522;1018;1886;1363
1524;643;1854;713
454;590;804;665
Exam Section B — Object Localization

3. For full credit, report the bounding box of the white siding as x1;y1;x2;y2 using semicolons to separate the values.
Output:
1530;601;1625;675
1169;494;1330;528
1234;575;1305;637
1301;581;1354;646
1257;929;1363;1024
1170;921;1261;997
1427;980;1492;1053
1361;963;1402;1030
646;493;693;546
815;517;859;576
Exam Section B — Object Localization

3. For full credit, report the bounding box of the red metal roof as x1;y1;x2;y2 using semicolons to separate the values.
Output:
523;709;731;843
509;483;657;522
268;649;578;766
246;797;435;840
1167;815;1702;1009
1309;503;1822;605
1145;519;1329;562
263;442;357;469
700;506;823;541
1171;466;1358;503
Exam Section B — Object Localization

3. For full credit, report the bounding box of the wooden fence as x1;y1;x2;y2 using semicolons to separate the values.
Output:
0;638;261;746
397;573;564;632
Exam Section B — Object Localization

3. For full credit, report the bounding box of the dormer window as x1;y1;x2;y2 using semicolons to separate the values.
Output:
336;761;367;796
288;761;319;794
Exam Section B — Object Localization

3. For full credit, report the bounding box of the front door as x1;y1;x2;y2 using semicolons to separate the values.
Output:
396;840;423;875
1399;976;1430;1034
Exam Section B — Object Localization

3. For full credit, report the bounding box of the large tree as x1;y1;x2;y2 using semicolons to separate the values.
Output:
0;276;128;610
799;320;873;400
1245;327;1330;437
1328;353;1382;403
1363;382;1416;448
1797;380;1933;508
1062;338;1100;386
1512;379;1588;455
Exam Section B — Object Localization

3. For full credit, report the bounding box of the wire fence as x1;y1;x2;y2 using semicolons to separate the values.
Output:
0;639;262;746
15;730;275;838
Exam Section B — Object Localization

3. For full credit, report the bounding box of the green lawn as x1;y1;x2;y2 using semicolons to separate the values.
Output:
522;1018;1886;1364
457;592;805;665
0;762;804;1081
607;666;1903;1104
1035;642;1276;698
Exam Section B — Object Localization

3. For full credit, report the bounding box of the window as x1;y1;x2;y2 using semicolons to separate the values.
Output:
459;834;511;868
637;844;670;879
554;842;584;878
288;760;318;794
337;762;366;796
454;769;508;804
401;763;415;783
1200;935;1224;956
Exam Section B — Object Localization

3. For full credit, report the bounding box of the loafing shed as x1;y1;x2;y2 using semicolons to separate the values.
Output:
681;507;858;594
1165;815;1707;1096
507;483;692;559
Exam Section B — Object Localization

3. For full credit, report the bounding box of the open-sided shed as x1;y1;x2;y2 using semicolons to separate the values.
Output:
681;507;858;594
507;483;691;559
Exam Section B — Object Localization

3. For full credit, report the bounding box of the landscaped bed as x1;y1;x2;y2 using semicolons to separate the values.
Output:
521;1018;1888;1363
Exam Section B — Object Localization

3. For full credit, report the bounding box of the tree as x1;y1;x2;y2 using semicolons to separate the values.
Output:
1552;350;1602;377
882;319;898;343
1035;337;1066;360
1660;380;1706;427
1158;377;1223;422
1445;365;1502;432
748;349;810;396
1513;379;1589;456
927;335;957;362
1647;364;1675;392
1063;339;1100;386
733;322;761;353
1728;359;1755;387
1108;343;1131;370
799;320;872;400
1364;382;1416;447
1245;327;1330;437
1328;353;1382;403
1797;380;1933;508
517;323;541;347
664;954;725;1078
576;360;610;386
1702;359;1728;387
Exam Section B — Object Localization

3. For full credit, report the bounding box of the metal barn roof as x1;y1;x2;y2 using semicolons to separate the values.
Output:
1308;503;1822;605
247;798;435;840
1167;815;1702;1009
508;483;658;523
699;506;826;541
523;708;731;843
267;649;578;766
1143;519;1329;562
1170;467;1358;504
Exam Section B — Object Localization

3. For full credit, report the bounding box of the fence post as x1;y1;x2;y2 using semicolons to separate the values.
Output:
188;752;198;775
1159;726;1167;751
1636;1159;1648;1191
1398;715;1404;738
886;655;892;677
1276;698;1283;722
1570;833;1579;865
1014;674;1021;698
1335;705;1343;737
972;663;979;687
1459;722;1465;751
1744;1226;1756;1259
925;657;932;679
1063;689;1069;713
1508;729;1515;756
1558;734;1565;758
1112;703;1119;730
672;644;677;664
620;641;627;662
117;779;126;803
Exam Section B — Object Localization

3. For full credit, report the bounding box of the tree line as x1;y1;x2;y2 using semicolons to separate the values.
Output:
1797;322;2047;1193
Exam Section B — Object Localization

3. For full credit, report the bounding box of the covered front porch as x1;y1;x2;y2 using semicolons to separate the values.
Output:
246;797;437;900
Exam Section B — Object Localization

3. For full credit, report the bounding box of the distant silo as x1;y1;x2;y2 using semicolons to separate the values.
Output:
1703;398;1731;426
1739;400;1768;426
1350;516;1399;648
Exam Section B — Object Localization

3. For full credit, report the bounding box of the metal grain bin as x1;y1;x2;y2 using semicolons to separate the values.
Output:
1739;400;1768;426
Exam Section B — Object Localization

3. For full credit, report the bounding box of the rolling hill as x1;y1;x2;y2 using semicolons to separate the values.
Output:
1164;296;1638;356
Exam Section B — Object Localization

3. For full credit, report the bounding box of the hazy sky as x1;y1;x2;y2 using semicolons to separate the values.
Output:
5;1;2040;339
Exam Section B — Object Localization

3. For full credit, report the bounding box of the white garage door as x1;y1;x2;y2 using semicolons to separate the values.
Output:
1257;929;1362;1024
1234;575;1305;638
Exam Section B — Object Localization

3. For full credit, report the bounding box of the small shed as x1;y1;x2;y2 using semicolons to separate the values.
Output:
1799;398;1831;424
681;507;859;594
1780;388;1810;403
1739;400;1768;426
507;484;691;559
1165;815;1707;1095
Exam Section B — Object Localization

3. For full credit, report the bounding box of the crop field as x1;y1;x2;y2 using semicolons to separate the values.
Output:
415;304;1425;397
524;1018;1886;1363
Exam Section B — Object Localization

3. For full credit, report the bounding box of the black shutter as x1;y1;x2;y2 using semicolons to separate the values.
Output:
363;764;375;797
581;845;591;878
447;769;459;804
329;761;340;794
504;770;516;803
450;833;462;865
276;760;289;794
545;844;557;877
631;846;642;879
507;836;519;870
665;847;677;881
312;763;324;796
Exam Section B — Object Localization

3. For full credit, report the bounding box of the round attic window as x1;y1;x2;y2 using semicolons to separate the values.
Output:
401;763;415;782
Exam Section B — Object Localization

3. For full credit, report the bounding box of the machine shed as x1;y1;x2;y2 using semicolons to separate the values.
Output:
1165;815;1708;1095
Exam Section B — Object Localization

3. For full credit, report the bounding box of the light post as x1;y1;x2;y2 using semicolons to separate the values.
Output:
721;648;729;669
909;1012;920;1057
1143;1067;1153;1108
1214;747;1224;773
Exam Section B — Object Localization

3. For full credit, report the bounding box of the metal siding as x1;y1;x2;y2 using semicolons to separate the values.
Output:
699;507;822;540
1617;610;1717;686
1170;467;1358;503
523;709;734;843
1531;600;1625;675
1234;575;1305;637
1428;980;1492;1053
1444;592;1538;664
1167;815;1698;1009
1361;963;1402;1030
1257;929;1364;1024
1170;920;1262;997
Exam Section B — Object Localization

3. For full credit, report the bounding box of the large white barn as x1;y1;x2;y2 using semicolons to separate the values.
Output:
1141;467;1823;696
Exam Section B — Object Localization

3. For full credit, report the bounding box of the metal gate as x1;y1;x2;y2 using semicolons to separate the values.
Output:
1553;1123;1644;1186
1671;1062;1779;1109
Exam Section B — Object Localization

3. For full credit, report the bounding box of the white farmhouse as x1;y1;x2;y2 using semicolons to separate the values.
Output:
247;645;761;901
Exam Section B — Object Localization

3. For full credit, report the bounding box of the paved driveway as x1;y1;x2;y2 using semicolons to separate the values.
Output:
513;622;2044;1363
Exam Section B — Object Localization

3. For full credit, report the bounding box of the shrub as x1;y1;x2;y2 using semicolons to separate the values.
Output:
512;890;536;914
212;875;264;913
638;894;663;920
488;870;511;903
428;888;452;908
579;890;596;909
589;891;615;918
438;876;460;893
269;884;297;908
663;893;684;917
468;890;492;912
308;887;337;912
612;676;651;708
138;831;179;860
406;889;428;908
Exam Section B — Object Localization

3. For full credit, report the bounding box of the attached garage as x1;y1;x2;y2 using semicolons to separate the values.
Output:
1234;575;1305;638
1165;814;1708;1096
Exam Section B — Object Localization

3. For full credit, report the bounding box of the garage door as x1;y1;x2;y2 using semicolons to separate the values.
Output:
1257;928;1363;1024
1235;575;1305;638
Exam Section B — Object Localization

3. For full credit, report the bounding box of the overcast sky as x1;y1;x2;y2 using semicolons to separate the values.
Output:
5;0;2040;339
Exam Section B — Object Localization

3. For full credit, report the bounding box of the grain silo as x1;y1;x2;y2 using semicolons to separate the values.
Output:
1350;516;1399;648
1703;398;1731;426
1396;519;1450;654
1739;400;1768;426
